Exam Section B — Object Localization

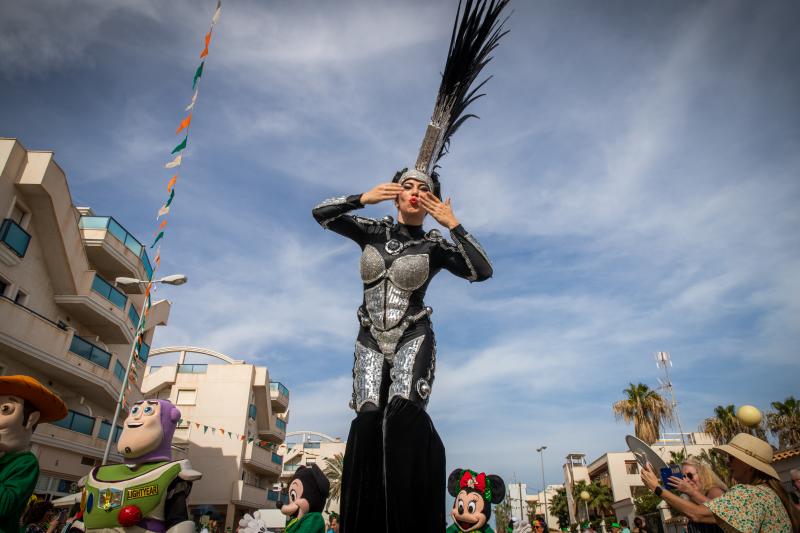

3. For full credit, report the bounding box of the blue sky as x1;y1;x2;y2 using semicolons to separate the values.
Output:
2;0;799;495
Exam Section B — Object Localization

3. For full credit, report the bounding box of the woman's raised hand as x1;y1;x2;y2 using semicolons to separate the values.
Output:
419;192;460;229
361;183;404;205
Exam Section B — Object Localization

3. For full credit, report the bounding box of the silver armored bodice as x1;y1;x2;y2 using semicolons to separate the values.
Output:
360;245;429;330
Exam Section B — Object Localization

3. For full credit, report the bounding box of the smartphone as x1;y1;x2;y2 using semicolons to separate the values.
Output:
660;465;683;486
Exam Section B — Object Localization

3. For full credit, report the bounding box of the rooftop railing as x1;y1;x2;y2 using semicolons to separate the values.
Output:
269;382;290;398
79;216;153;279
0;218;31;258
177;363;207;373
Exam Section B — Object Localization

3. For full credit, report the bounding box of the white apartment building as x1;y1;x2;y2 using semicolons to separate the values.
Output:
143;347;290;531
508;482;564;530
0;137;169;499
563;433;716;526
280;431;346;516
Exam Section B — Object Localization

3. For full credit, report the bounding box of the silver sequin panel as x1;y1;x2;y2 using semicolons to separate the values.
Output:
314;196;349;209
384;282;412;330
353;342;384;412
360;245;385;284
388;254;429;291
388;335;426;402
450;229;477;281
364;283;386;330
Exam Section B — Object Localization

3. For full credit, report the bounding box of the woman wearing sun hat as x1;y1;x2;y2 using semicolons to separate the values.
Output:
641;433;799;532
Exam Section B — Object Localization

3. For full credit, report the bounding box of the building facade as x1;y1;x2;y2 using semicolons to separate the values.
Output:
142;347;290;531
0;137;168;499
507;482;563;530
280;431;346;517
563;433;716;527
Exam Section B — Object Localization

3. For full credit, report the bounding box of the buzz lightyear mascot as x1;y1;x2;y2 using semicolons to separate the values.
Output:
81;399;200;533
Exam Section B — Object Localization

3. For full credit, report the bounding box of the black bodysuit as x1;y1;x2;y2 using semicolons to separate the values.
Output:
312;194;492;533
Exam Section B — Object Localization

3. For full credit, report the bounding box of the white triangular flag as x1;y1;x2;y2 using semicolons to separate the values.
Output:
165;154;182;169
185;89;199;111
157;205;170;220
212;1;222;25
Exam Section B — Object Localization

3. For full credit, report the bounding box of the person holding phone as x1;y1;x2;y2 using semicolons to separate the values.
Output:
665;457;727;532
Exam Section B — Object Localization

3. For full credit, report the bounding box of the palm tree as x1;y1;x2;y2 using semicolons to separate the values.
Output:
495;496;513;532
612;383;673;445
586;482;613;518
698;449;731;488
322;453;344;511
767;396;800;449
549;488;570;528
701;404;767;445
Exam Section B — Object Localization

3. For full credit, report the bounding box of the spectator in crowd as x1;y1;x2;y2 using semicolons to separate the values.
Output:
672;456;727;504
619;519;631;533
632;516;649;533
790;468;800;511
641;433;799;532
22;501;59;533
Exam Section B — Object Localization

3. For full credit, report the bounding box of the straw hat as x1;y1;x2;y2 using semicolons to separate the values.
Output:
0;375;68;423
714;432;779;480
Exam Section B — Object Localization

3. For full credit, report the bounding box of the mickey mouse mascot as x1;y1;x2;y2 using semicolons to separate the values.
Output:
281;464;329;533
447;468;505;533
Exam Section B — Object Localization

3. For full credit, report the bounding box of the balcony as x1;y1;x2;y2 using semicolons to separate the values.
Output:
243;441;282;477
267;490;288;506
259;414;287;444
32;420;123;465
54;271;135;344
269;382;289;414
230;480;267;508
79;216;153;289
0;218;30;265
0;296;122;404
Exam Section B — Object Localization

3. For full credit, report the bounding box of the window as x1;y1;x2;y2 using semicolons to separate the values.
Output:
0;276;8;297
52;410;95;436
80;457;96;466
14;289;28;306
114;361;126;381
625;461;639;475
176;389;196;405
98;421;123;443
10;204;27;225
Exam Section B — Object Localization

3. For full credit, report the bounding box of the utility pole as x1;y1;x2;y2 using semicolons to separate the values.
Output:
655;351;688;455
537;446;549;527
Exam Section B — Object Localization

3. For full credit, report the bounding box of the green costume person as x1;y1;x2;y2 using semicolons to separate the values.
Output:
80;400;201;533
281;465;329;533
1;375;68;533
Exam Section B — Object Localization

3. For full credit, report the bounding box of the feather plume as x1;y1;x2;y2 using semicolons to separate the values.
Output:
414;0;511;176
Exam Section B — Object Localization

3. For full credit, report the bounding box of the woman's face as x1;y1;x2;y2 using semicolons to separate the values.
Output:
727;455;754;484
681;464;701;490
396;179;430;220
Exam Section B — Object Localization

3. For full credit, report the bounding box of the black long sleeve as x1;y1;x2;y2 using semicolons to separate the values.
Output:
438;225;493;282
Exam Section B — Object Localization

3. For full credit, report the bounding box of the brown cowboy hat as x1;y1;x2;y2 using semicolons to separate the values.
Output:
0;375;68;423
714;432;779;480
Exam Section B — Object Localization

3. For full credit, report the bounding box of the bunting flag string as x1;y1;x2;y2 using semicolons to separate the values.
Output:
130;0;222;355
174;416;285;450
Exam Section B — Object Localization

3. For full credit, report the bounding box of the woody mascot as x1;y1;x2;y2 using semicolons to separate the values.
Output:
0;375;68;533
81;399;201;533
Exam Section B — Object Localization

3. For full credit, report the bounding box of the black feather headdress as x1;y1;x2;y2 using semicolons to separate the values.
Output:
412;0;511;180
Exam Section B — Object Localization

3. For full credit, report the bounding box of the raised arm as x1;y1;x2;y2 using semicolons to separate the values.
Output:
418;191;493;282
312;184;404;245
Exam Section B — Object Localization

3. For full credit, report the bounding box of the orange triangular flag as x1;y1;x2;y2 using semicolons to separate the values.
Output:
200;31;212;58
176;114;192;135
167;175;178;192
159;219;167;230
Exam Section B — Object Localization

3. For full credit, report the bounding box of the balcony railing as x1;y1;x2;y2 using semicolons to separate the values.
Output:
267;490;288;505
269;382;290;398
283;463;300;472
136;340;150;363
271;452;282;465
248;404;257;420
177;363;207;374
98;421;123;443
69;334;112;369
91;274;127;309
128;305;140;328
79;216;153;279
0;218;31;258
52;409;95;436
275;418;287;432
114;361;126;381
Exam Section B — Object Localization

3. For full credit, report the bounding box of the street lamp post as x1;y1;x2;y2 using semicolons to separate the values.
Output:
580;490;591;524
537;446;549;527
100;274;187;465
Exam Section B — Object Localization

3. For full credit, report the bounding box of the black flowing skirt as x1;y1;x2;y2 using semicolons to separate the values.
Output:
340;321;446;533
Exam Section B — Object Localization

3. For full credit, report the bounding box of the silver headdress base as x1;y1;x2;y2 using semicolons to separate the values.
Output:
399;168;435;191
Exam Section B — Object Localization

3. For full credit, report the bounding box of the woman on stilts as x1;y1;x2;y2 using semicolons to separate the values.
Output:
312;1;512;531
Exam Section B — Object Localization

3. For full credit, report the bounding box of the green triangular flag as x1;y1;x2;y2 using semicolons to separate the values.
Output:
164;189;176;208
178;419;183;426
248;437;254;443
227;431;232;439
203;425;208;433
193;62;205;89
151;231;164;249
171;135;188;154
